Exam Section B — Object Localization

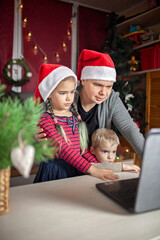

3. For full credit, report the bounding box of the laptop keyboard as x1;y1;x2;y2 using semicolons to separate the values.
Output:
109;188;137;202
96;178;139;210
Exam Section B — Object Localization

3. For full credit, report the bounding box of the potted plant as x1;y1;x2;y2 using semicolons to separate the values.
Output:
0;83;56;215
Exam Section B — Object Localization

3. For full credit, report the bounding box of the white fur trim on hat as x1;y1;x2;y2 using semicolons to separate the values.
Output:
81;66;116;82
38;66;77;102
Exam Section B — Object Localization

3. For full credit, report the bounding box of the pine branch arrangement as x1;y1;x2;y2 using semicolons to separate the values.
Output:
0;83;56;169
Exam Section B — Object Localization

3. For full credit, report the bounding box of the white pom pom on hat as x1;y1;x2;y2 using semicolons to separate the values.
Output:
34;63;77;103
77;49;116;82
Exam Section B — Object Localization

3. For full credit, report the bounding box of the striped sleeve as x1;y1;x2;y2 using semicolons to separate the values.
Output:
39;114;92;173
82;149;98;163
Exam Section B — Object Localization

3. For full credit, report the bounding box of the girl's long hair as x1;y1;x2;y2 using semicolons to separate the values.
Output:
46;98;88;154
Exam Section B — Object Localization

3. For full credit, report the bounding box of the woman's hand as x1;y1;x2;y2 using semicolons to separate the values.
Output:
35;127;47;142
87;165;119;181
122;164;140;173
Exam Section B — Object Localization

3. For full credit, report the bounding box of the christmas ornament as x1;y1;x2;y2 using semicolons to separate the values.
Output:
3;59;32;86
125;93;134;111
129;56;139;71
10;132;35;178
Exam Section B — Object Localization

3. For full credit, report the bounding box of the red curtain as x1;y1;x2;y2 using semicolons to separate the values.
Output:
78;6;107;56
22;0;72;92
0;0;14;91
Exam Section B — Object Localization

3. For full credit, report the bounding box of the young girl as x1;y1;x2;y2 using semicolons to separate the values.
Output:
34;63;119;182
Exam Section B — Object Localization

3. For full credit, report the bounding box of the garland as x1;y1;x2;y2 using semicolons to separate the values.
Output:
3;59;32;86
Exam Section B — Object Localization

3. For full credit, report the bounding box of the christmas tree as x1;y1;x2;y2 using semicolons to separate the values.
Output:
103;12;133;77
101;12;147;134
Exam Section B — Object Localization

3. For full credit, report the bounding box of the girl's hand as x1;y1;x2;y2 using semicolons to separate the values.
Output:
35;127;47;142
87;165;119;181
122;164;140;173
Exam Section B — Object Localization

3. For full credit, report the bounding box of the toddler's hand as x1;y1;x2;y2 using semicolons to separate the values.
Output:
87;165;119;181
123;164;140;173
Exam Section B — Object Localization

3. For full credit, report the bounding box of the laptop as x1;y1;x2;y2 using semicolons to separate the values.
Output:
96;128;160;213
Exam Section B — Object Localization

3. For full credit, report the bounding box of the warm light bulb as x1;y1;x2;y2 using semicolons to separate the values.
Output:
126;149;129;152
55;52;60;63
27;32;32;42
70;18;73;27
62;42;67;52
19;2;23;14
33;45;38;55
43;56;48;63
23;18;27;28
67;30;71;41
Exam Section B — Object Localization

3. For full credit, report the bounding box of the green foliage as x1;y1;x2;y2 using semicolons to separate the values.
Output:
109;35;133;76
0;84;56;169
113;77;147;134
103;32;133;77
0;84;6;98
102;12;134;77
3;58;31;86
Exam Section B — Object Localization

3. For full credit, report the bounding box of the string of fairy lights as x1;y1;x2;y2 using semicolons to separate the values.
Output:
18;0;72;63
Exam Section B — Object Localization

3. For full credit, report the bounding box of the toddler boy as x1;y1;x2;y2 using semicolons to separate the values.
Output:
90;128;140;173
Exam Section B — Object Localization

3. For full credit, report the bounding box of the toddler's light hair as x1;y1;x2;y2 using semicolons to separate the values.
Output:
91;128;120;149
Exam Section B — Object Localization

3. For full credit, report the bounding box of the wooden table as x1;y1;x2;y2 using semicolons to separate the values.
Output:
1;172;160;240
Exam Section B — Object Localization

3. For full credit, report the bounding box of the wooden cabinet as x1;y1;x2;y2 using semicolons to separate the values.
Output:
117;6;160;35
119;70;160;166
145;71;160;132
117;7;160;166
117;6;160;74
117;6;160;131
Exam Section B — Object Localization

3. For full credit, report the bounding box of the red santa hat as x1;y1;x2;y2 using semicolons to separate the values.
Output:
34;63;77;103
77;49;116;82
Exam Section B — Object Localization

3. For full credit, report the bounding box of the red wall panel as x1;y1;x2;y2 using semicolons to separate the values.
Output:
78;6;107;56
0;1;107;93
0;0;14;91
22;0;72;92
